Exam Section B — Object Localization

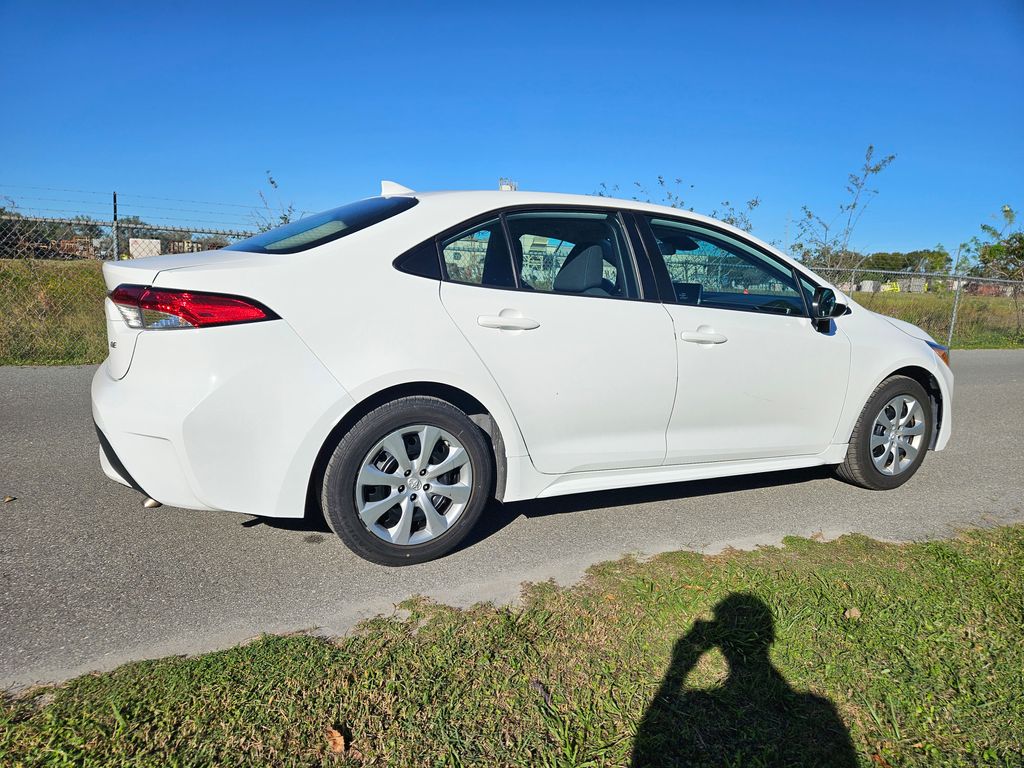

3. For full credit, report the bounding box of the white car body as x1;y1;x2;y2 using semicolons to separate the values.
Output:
92;188;953;522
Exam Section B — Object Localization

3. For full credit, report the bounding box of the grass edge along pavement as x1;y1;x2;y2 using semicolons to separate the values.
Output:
2;525;1022;767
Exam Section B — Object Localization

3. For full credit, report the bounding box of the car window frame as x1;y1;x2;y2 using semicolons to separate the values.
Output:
423;204;656;303
437;216;512;288
632;211;814;318
393;239;443;280
501;208;643;300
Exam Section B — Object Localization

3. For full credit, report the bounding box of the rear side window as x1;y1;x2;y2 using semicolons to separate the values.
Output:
226;196;418;254
437;209;640;299
441;219;516;288
505;211;639;299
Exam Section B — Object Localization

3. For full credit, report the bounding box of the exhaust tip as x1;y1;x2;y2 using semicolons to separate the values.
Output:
142;497;162;509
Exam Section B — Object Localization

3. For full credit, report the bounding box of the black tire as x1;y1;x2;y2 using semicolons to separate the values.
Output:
321;396;493;565
835;375;932;490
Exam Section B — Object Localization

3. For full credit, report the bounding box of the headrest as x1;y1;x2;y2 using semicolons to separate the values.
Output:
553;245;606;293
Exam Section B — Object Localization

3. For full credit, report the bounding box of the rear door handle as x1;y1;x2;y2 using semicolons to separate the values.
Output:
681;330;728;344
477;314;540;331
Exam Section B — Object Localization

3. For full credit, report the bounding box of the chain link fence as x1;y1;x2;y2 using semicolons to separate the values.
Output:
2;212;1023;366
0;214;252;364
815;266;1024;349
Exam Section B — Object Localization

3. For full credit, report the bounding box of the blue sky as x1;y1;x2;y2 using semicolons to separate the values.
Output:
2;1;1022;253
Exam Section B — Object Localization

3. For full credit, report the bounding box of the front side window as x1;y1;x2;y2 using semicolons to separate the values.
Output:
227;196;418;255
504;211;639;299
646;217;805;315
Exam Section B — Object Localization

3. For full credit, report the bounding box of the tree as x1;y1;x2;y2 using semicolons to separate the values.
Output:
0;200;110;259
859;247;951;273
791;145;896;270
710;198;762;233
70;214;104;241
596;177;761;233
974;205;1023;334
195;234;231;250
0;200;25;257
252;171;296;232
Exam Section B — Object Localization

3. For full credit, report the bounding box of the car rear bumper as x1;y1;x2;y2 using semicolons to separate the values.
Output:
95;421;150;494
91;319;355;518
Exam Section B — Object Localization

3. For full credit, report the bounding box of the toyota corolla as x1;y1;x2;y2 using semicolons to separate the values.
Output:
92;182;953;565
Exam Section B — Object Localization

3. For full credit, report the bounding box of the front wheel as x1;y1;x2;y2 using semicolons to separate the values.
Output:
836;375;932;490
321;396;493;565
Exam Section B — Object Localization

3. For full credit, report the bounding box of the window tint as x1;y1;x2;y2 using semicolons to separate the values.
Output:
394;240;441;279
226;196;418;255
504;211;639;299
441;219;516;287
646;217;805;315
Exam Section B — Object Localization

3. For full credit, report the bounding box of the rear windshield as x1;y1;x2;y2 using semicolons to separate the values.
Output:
226;196;418;254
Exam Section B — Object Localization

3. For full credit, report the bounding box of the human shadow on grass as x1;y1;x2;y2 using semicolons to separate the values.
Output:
631;593;857;768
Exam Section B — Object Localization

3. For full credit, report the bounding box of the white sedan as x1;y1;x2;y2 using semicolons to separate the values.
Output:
92;183;953;565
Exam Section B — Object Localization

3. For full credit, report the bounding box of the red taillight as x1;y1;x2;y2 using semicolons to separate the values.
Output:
109;284;277;329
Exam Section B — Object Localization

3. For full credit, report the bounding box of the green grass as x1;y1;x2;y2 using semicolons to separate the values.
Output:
3;527;1023;767
0;259;107;365
852;290;1024;348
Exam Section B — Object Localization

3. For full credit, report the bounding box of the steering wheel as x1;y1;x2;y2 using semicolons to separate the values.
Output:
759;299;798;315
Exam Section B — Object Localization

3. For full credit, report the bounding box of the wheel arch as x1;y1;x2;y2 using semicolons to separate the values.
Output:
865;365;944;450
305;381;510;518
888;365;944;449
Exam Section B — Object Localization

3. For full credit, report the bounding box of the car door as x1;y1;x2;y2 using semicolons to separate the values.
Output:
439;209;677;475
635;214;851;465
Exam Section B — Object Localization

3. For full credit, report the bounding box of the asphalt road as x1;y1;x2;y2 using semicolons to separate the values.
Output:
2;351;1023;689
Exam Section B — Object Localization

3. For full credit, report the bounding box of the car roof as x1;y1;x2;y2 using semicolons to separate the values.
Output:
411;188;727;227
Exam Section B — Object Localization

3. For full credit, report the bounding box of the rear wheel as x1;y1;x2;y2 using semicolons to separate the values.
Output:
321;397;492;565
836;375;932;490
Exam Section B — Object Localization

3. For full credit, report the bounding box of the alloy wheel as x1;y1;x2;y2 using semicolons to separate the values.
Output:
355;424;473;546
870;395;927;476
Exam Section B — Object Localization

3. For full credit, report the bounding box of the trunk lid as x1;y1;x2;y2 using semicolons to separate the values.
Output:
99;249;265;379
99;249;263;291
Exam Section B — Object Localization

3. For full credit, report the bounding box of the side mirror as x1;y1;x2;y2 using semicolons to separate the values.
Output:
810;287;844;332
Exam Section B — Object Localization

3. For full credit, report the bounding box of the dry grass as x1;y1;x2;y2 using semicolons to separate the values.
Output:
0;259;107;365
853;290;1024;348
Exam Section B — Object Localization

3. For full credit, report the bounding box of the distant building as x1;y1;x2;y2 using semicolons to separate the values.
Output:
970;282;1014;297
128;238;162;258
165;239;206;255
54;237;97;259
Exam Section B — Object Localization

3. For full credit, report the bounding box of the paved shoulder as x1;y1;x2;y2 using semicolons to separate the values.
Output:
2;352;1023;689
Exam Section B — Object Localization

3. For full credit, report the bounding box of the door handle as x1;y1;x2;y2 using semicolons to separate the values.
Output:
681;330;728;344
477;314;540;331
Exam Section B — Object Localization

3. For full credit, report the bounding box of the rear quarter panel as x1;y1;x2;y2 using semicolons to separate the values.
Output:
149;205;532;468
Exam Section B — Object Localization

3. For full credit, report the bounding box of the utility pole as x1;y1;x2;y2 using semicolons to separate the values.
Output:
111;191;119;260
947;244;965;349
